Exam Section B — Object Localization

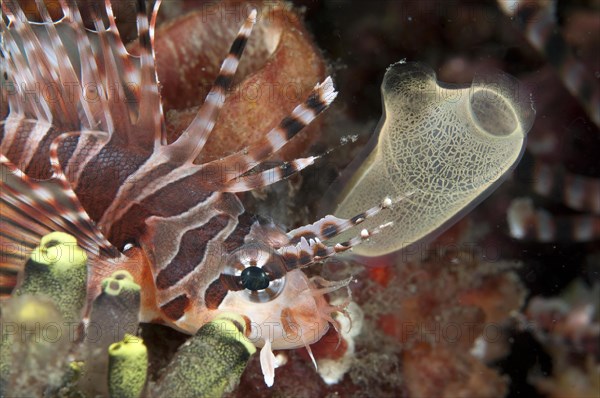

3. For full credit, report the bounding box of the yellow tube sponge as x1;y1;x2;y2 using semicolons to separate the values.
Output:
108;334;148;398
16;232;88;322
154;312;256;397
0;295;71;395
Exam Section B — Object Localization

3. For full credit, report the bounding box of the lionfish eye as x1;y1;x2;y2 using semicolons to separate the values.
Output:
121;240;137;252
223;243;287;303
240;266;270;291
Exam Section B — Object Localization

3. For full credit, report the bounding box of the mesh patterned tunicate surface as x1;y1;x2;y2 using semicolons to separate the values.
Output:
334;62;534;256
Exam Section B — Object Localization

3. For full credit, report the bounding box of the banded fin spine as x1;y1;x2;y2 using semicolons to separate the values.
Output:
0;145;120;297
223;156;318;192
498;0;600;127
278;220;395;271
508;198;600;242
167;8;258;163
517;155;600;215
287;196;398;244
207;77;337;183
133;0;166;146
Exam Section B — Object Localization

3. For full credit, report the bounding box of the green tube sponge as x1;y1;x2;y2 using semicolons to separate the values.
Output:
101;270;139;294
44;361;85;398
154;312;256;397
108;334;148;398
92;270;141;344
15;232;88;322
0;295;71;396
77;271;141;397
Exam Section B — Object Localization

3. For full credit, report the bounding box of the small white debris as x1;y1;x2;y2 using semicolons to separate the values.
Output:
360;229;370;239
387;58;407;71
382;197;392;208
507;197;534;239
274;353;288;368
470;336;488;359
340;135;359;145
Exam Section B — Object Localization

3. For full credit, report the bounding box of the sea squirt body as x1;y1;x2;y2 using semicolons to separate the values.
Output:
334;62;535;256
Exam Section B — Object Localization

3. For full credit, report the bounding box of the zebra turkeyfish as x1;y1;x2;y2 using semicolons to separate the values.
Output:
0;0;394;383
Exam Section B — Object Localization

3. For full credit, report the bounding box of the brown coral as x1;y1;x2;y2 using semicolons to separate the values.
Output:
140;0;327;162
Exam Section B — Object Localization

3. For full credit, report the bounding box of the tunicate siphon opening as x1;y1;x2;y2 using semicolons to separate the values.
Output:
468;69;532;137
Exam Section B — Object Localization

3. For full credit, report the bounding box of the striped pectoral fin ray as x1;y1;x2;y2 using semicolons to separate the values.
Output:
0;7;54;123
500;0;600;127
2;0;153;139
222;157;318;193
167;8;258;163
288;196;398;243
132;0;166;146
278;196;403;270
507;197;600;243
278;221;394;271
87;2;135;138
518;154;600;215
0;153;120;296
206;77;337;184
17;0;88;127
58;0;114;132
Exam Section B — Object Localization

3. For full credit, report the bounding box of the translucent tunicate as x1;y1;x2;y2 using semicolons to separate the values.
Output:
333;62;535;256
